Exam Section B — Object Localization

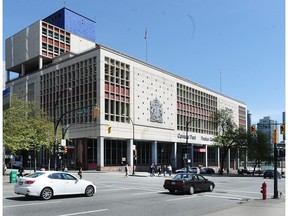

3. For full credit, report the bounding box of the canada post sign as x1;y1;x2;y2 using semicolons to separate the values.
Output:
177;133;214;143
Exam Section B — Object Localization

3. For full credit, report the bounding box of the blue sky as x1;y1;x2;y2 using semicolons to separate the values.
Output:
3;0;285;125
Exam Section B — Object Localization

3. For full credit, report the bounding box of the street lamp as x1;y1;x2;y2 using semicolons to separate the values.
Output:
122;114;135;175
53;88;72;171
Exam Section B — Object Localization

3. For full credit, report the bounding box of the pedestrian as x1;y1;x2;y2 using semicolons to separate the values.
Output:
124;164;129;177
64;166;68;172
163;165;167;176
157;166;162;177
18;166;24;177
78;167;83;179
150;163;155;177
167;164;172;176
3;164;7;175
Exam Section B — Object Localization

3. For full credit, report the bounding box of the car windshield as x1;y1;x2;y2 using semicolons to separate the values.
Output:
24;172;45;178
173;174;192;180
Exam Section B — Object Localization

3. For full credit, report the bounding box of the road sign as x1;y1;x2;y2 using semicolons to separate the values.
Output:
74;108;87;115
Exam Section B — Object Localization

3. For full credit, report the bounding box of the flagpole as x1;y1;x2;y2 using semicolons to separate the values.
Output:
145;28;148;62
146;38;148;62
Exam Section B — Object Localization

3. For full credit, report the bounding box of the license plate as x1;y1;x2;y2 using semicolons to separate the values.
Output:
171;182;176;185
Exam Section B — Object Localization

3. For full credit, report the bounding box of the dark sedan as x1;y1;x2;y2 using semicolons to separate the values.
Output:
163;173;215;195
263;170;282;179
200;167;215;174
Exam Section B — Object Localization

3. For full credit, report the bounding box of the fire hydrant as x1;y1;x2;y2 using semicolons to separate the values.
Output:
261;182;267;200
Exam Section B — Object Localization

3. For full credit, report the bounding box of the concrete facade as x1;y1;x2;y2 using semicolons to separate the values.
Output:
5;8;247;172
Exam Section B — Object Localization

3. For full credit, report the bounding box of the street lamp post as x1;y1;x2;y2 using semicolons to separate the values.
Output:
53;88;72;171
122;114;135;175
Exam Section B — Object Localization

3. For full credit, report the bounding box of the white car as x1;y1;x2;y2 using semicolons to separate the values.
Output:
175;167;200;174
14;171;96;200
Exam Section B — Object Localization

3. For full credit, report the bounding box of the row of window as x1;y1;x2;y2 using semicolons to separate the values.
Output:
40;57;98;125
104;57;130;123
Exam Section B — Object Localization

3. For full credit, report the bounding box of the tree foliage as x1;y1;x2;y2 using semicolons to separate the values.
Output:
3;94;55;154
211;108;247;175
247;131;273;174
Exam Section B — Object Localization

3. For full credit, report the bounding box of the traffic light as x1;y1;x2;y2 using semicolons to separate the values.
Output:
250;125;256;134
108;125;111;134
273;129;279;144
280;124;285;134
93;105;99;120
64;146;68;154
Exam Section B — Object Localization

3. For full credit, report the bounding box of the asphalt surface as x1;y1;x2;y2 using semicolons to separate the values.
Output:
2;169;286;216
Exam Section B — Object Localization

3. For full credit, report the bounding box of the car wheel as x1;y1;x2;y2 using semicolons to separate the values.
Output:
208;184;214;192
40;187;53;200
168;189;175;194
85;185;95;197
189;186;194;195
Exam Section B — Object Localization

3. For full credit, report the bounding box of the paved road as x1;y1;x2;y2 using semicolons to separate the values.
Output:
2;171;285;216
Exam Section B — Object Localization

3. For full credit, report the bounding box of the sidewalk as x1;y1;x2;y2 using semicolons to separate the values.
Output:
201;197;285;216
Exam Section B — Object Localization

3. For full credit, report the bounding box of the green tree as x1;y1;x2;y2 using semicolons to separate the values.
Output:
247;131;273;174
211;108;247;175
3;94;55;157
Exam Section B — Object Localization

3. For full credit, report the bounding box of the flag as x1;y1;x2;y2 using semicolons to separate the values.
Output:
144;28;147;39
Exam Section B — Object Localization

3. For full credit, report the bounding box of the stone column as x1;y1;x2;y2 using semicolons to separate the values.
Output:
152;141;158;164
97;136;104;169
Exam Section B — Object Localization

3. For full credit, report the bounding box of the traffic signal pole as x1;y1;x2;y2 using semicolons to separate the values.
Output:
273;142;278;199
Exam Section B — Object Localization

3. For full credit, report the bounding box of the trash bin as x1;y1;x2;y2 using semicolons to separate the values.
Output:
10;170;17;183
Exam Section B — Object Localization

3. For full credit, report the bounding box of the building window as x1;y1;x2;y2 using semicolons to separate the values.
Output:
104;57;130;123
176;83;217;135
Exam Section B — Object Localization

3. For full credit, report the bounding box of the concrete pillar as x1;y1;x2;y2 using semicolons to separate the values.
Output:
205;145;208;167
21;64;25;76
190;143;194;167
217;147;220;168
172;142;177;168
7;71;10;82
127;139;133;166
97;136;104;169
152;141;157;164
227;149;231;172
39;56;43;70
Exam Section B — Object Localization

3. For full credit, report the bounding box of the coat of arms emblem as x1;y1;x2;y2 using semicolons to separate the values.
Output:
150;98;163;123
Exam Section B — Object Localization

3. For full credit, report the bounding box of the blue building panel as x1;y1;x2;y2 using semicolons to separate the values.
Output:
64;9;96;41
43;8;65;29
44;8;96;42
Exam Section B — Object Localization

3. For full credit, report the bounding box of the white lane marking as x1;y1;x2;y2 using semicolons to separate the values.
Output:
201;194;255;200
4;201;62;208
132;190;164;196
57;209;108;216
166;195;199;202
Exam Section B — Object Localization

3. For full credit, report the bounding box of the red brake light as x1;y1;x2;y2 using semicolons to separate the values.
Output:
24;180;35;184
164;180;171;185
177;181;186;186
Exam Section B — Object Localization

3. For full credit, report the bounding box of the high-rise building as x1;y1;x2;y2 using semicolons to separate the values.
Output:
257;116;278;144
5;8;247;171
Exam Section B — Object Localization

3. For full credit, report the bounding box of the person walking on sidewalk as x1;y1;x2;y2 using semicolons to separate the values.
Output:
124;164;129;177
167;164;172;176
18;166;24;177
78;167;83;179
